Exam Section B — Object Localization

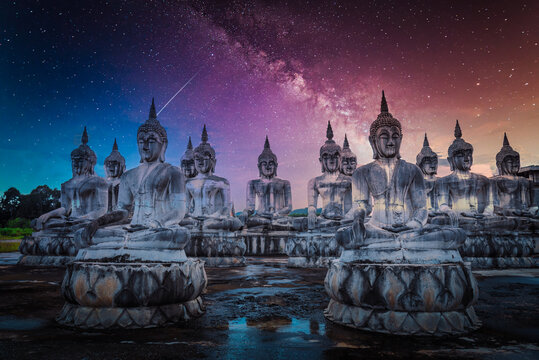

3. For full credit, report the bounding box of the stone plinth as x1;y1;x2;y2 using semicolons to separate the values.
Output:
185;230;246;267
460;230;537;269
57;260;206;329
324;261;480;336
286;232;341;268
240;230;289;256
18;230;77;267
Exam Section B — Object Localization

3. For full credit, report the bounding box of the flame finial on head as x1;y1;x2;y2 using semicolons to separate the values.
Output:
423;133;429;147
343;134;350;149
381;90;389;113
201;124;208;142
82;126;88;145
264;135;270;149
112;138;118;151
187;136;193;150
326;121;334;140
149;98;157;119
503;132;509;146
454;120;462;139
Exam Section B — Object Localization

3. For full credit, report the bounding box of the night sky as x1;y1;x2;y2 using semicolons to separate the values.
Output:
1;0;537;209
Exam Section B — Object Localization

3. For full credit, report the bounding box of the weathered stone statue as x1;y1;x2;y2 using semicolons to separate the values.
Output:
491;133;537;218
242;136;293;230
416;133;439;214
104;138;126;210
340;134;357;177
324;92;479;335
305;121;353;231
19;128;109;265
57;98;206;329
180;136;198;179
183;125;243;231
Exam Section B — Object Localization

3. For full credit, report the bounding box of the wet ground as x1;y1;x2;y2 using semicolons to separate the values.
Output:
0;254;538;359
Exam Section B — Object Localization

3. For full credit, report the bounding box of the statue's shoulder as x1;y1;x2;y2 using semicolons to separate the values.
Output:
354;161;376;176
210;174;230;185
86;174;109;187
276;177;291;186
471;172;489;183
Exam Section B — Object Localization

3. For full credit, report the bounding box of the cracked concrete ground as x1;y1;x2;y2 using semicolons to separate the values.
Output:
0;254;538;359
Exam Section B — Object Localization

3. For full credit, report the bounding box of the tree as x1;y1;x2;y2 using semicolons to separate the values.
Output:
0;187;22;224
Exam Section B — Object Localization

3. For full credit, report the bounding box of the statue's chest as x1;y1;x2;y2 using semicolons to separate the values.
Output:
254;181;284;196
498;179;519;194
318;179;349;197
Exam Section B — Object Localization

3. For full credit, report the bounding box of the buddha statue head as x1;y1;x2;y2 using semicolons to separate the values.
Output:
137;98;168;164
194;124;217;175
70;127;97;177
496;133;520;176
181;136;197;178
258;135;278;179
341;134;357;176
104;138;126;180
447;120;473;172
369;91;402;160
319;121;342;174
416;133;438;176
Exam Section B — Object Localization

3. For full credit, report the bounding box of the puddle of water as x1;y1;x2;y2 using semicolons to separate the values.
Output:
228;317;325;336
0;315;48;331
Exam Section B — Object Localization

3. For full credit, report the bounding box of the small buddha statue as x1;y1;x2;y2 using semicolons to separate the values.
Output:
184;125;243;231
340;134;357;177
74;99;190;262
416;133;439;215
34;127;109;231
491;133;538;219
336;91;466;263
434;121;513;229
104;138;126;210
305;121;353;231
242;136;293;230
180;136;198;179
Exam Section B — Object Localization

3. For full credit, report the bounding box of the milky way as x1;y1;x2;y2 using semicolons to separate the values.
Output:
1;0;537;208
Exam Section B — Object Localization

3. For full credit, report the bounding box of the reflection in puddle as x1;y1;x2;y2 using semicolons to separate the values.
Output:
228;317;325;336
0;315;47;330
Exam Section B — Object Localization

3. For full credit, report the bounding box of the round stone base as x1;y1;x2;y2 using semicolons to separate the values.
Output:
324;299;480;336
287;256;336;268
56;297;205;329
463;256;537;269
18;255;73;267
196;256;246;267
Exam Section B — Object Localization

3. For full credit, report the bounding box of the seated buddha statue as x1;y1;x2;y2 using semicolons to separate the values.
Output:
416;133;439;216
104;138;126;210
180;136;198;179
242;136;293;230
34;127;109;231
491;133;538;221
340;134;358;177
432;120;515;230
183;125;243;231
74;99;190;262
304;121;353;231
336;91;466;263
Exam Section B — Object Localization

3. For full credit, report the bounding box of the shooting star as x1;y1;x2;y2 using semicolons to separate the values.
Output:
157;71;199;116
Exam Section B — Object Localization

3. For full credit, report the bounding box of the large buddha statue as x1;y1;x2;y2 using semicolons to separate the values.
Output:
434;121;512;229
416;133;439;215
305;121;353;231
180;136;198;179
184;125;242;231
34;127;109;231
243;136;293;230
74;99;190;262
325;92;478;336
104;138;126;210
491;133;537;219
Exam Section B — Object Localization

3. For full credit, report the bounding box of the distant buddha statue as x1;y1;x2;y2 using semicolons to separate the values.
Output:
104;138;126;210
183;125;243;231
180;136;198;179
416;133;439;215
34;127;109;231
491;133;538;219
433;120;512;229
74;99;191;262
340;134;357;176
306;121;353;231
243;136;293;230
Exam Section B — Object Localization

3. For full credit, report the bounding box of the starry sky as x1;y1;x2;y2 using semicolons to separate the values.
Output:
1;0;537;209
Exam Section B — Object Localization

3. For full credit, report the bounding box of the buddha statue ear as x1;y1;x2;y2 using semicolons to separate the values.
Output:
369;135;379;159
448;156;455;171
159;141;167;163
211;157;216;173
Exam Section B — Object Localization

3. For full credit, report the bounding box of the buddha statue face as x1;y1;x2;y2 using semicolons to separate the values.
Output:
451;149;473;171
194;150;215;175
373;125;402;159
419;156;438;176
320;149;341;174
500;155;520;176
181;158;197;178
138;130;164;163
105;160;122;179
258;155;277;179
341;156;357;176
72;155;93;177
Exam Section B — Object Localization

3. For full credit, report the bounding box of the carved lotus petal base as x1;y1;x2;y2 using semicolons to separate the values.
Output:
463;256;537;269
460;231;535;258
56;297;205;329
287;256;336;268
324;299;480;336
196;256;246;267
18;255;73;267
19;233;77;257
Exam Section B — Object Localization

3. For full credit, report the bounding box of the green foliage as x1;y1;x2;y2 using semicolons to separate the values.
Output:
6;218;31;228
0;240;21;252
0;227;33;239
0;185;60;226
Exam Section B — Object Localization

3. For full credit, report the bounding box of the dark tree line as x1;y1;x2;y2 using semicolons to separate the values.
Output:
0;185;61;227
